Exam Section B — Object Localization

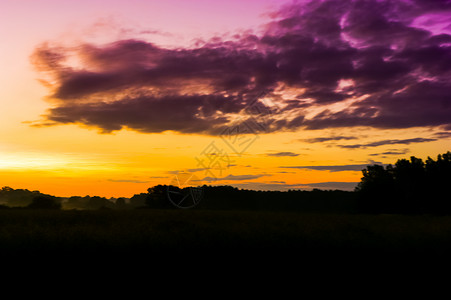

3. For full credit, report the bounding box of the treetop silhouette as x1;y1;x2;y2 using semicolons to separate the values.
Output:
356;151;451;213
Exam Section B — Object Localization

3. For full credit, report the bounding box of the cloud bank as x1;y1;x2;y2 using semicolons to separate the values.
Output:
32;0;451;135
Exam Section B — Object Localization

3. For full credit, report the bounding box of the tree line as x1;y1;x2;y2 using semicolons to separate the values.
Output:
0;187;129;210
1;151;449;213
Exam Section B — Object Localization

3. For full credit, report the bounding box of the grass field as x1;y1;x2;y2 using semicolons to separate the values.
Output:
1;209;451;264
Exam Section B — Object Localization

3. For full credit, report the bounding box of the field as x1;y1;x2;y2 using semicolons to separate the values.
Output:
1;209;451;266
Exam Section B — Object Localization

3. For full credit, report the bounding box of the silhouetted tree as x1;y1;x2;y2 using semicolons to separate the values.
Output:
65;196;85;209
425;152;451;212
0;187;43;207
0;204;10;210
129;193;148;208
392;157;426;212
356;152;451;214
28;195;61;210
146;185;173;209
115;197;127;209
86;196;113;210
356;164;397;213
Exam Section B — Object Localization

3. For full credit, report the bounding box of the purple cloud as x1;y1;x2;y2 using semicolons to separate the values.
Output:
31;0;451;135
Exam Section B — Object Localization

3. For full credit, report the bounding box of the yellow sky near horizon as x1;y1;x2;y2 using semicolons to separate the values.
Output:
0;120;448;197
1;0;450;198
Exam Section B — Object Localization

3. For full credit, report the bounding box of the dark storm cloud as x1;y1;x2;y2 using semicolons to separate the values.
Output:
337;138;436;149
32;0;451;134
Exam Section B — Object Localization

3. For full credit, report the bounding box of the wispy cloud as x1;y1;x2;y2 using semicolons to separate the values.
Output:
186;167;210;173
338;138;436;149
230;182;301;191
298;182;359;190
203;174;266;182
280;163;385;172
231;181;358;191
369;149;410;156
107;179;149;183
434;131;451;139
302;136;358;143
266;152;299;157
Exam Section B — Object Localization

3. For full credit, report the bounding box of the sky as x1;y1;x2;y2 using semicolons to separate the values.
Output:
0;0;450;198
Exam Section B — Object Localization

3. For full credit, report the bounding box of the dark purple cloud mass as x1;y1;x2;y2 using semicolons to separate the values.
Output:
32;0;451;136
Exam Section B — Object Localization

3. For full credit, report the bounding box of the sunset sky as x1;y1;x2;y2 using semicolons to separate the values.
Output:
1;0;450;198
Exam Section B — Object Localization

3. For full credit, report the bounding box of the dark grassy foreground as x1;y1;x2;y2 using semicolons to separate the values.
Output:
1;209;451;266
